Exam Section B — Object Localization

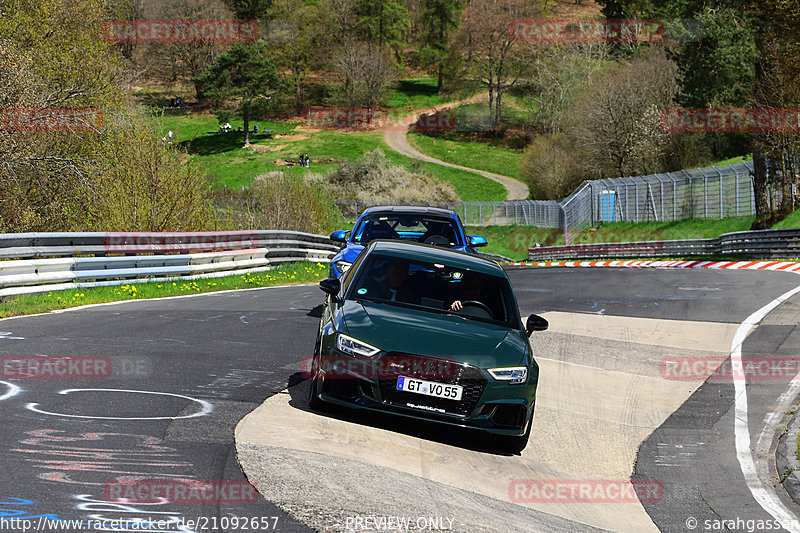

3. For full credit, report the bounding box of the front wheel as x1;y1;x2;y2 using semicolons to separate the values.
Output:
307;336;328;411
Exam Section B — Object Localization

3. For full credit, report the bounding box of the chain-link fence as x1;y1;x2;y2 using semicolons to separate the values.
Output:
560;162;760;233
335;161;787;230
335;199;563;227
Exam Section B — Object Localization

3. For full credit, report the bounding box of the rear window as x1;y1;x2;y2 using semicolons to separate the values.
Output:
351;215;461;247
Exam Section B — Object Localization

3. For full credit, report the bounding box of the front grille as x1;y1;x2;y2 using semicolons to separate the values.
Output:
377;353;487;417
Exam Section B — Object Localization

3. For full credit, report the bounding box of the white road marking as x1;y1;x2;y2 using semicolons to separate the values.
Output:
732;283;800;532
25;388;213;420
0;380;21;401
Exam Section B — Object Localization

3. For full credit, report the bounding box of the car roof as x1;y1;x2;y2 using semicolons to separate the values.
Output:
366;240;504;276
360;205;457;219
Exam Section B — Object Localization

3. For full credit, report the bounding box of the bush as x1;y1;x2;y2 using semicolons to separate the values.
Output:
519;134;583;200
93;113;216;231
323;149;458;203
219;170;339;234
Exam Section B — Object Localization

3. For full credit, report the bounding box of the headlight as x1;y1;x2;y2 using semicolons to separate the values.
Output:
488;367;528;384
334;261;352;274
336;333;380;357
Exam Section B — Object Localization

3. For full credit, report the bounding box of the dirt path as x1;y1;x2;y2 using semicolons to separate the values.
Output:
382;93;530;201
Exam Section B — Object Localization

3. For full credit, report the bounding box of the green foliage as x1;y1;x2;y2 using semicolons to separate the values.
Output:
232;0;273;19
94;113;216;231
218;171;340;234
418;0;465;90
357;0;411;49
194;42;283;145
676;8;758;107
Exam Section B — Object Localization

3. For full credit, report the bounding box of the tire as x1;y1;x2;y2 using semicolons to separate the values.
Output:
495;410;533;454
307;335;328;411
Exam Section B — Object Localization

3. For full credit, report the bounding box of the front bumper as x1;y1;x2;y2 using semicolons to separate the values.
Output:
316;352;536;436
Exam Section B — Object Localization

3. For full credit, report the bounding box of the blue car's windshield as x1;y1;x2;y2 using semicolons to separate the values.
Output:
347;254;519;328
351;215;462;247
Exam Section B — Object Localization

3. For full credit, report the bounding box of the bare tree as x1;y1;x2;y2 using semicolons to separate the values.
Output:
523;41;609;134
453;0;539;132
135;0;234;101
336;43;396;110
565;48;679;178
753;39;800;215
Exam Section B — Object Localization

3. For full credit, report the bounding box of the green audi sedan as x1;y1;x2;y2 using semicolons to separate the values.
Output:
308;240;547;453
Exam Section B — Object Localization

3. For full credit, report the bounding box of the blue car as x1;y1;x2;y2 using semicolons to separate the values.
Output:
328;206;487;279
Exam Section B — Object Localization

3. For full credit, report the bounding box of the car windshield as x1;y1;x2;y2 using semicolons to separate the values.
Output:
351;215;461;247
347;253;518;328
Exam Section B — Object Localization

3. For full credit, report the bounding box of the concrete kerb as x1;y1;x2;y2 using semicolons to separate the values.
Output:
777;408;800;503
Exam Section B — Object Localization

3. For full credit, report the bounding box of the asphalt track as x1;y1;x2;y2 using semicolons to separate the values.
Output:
1;268;800;532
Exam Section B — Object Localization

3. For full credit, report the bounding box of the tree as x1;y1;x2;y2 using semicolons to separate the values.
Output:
336;43;396;109
0;0;125;231
418;0;465;92
519;133;583;199
522;41;609;134
675;8;757;108
133;0;235;102
565;48;679;178
267;0;323;109
231;0;272;19
194;43;282;147
453;0;539;132
356;0;411;51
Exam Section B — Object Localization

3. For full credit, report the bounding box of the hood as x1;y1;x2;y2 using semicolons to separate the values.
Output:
340;300;528;368
340;244;365;263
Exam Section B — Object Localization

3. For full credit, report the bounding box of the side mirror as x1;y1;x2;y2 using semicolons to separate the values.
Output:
330;230;349;243
526;314;548;337
468;235;488;247
319;278;341;297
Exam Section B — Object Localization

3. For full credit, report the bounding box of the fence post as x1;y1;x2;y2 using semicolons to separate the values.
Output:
463;202;467;225
671;173;677;221
716;167;723;219
735;168;740;216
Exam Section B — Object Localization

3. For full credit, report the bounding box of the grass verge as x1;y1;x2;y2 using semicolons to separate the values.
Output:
157;112;505;199
408;131;524;181
0;262;328;319
470;216;758;261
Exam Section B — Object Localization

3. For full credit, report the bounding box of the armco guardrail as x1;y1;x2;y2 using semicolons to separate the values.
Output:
0;231;339;299
527;228;800;261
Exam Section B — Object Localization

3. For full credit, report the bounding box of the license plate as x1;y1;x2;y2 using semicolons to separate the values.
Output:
396;376;463;401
